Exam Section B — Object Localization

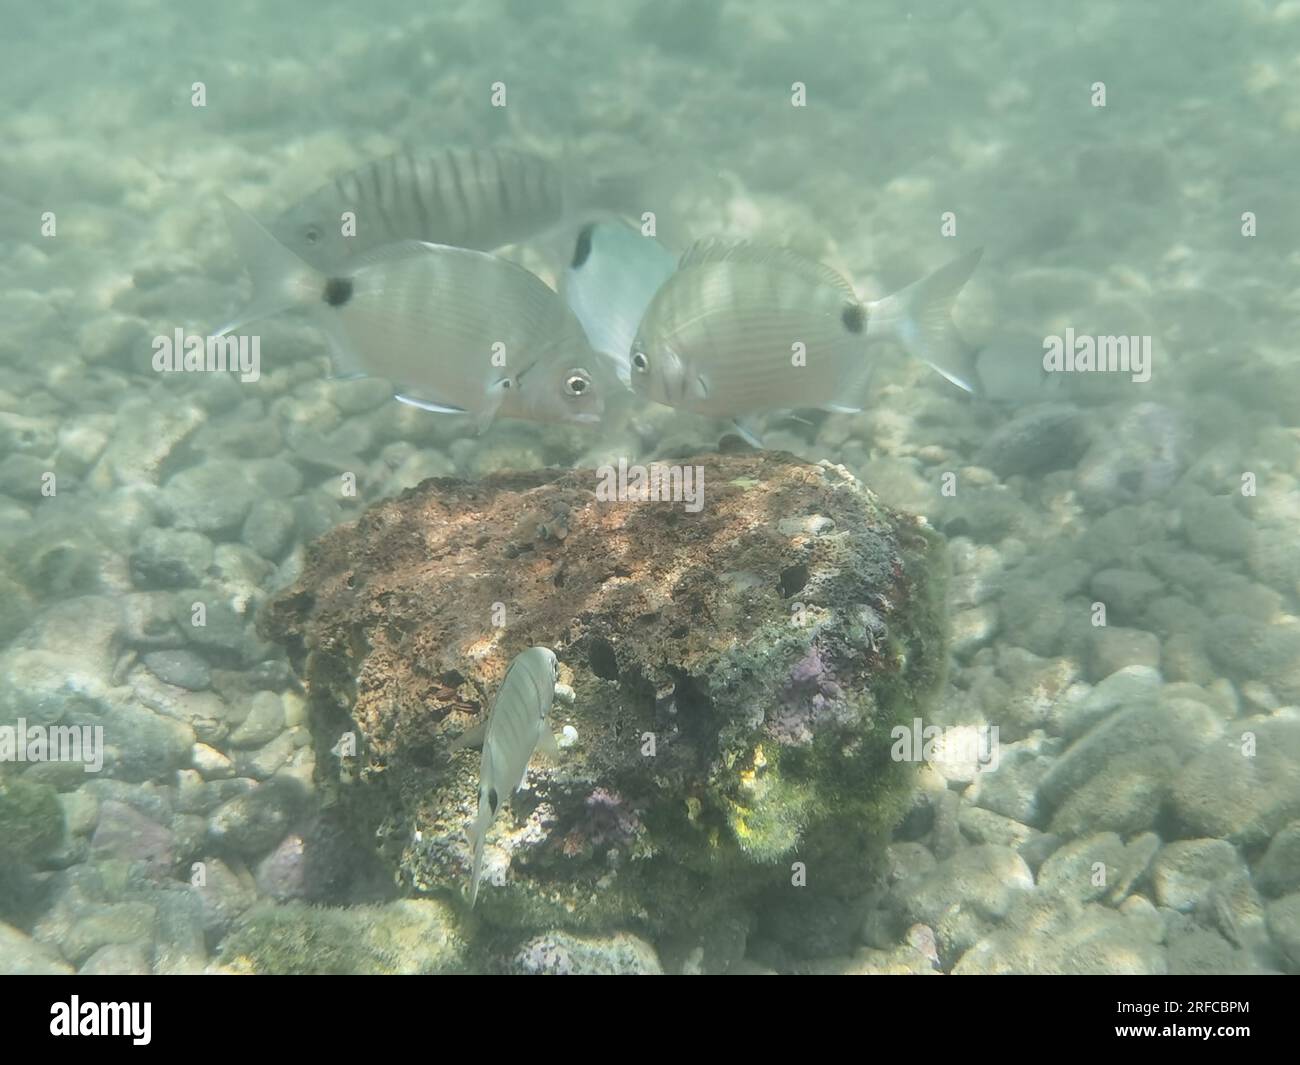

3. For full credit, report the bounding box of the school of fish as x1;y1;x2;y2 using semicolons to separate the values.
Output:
218;143;983;441
215;143;985;905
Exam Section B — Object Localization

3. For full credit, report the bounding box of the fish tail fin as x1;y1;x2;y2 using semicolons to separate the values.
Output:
868;248;983;394
468;799;492;908
213;194;324;337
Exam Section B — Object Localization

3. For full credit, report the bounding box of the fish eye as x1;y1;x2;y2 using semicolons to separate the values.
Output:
564;370;591;396
631;351;649;374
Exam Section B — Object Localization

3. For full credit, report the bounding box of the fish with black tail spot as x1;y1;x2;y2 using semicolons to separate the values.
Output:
628;240;983;440
453;646;563;907
272;146;644;272
214;196;605;429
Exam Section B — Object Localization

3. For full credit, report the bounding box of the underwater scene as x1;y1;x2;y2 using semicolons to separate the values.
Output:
1;0;1298;978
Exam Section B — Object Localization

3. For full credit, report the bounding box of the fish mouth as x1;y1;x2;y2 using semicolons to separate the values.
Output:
570;412;603;425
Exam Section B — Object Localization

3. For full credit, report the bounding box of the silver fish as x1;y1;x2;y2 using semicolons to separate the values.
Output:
463;646;562;907
628;240;983;437
217;195;605;428
273;146;641;272
562;220;676;387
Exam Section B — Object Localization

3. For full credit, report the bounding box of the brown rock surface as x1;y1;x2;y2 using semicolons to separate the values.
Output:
261;450;949;947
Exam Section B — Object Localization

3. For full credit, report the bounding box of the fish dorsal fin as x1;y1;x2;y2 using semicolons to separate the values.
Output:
345;239;451;270
677;238;856;297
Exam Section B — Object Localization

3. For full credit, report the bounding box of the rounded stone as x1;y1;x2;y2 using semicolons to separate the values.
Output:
241;499;297;561
142;649;212;691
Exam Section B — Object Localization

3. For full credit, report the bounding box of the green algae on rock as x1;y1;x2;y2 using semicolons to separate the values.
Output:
260;450;949;951
218;898;467;975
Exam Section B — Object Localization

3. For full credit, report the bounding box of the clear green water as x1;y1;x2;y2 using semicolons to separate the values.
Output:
0;0;1297;975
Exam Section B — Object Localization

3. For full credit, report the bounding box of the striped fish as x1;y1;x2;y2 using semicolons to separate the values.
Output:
216;196;605;428
273;146;641;271
562;220;676;387
628;240;983;436
462;646;562;907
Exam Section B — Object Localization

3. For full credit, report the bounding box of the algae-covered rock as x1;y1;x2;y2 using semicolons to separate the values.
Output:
0;773;65;864
218;899;467;974
0;921;74;975
507;930;662;974
260;451;948;950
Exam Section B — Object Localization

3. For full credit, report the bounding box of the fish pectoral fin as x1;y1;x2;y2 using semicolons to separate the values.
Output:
535;727;562;763
473;371;522;434
821;404;862;415
449;720;487;752
728;419;764;448
394;393;468;415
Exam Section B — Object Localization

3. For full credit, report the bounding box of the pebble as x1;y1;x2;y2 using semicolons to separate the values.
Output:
89;799;175;878
760;891;868;960
1037;697;1223;822
0;922;73;974
233;730;297;780
100;701;195;783
242;498;297;561
1181;494;1254;559
57;790;100;837
1255;821;1300;898
55;902;157;967
509;930;663;975
956;804;1039;850
228;692;285;749
1266;893;1300;969
974;404;1091;477
327;376;394;414
1247;533;1300;597
130;668;233;745
1151;839;1248;913
191;857;258;937
206;780;302;859
0;410;58;456
950;604;998;657
953;892;1166;975
218;898;465;974
153;889;208;974
129;528;214;588
1036;832;1128;904
1055;665;1161;742
78;943;151;975
158;462;258;536
1074;402;1186;512
254;833;308;900
890;844;1034;964
191;743;236;780
89;398;206;489
142;649;212;690
174;595;254;662
1085;626;1161;682
967;733;1060;825
0;647;116;728
1206;617;1300;703
121;591;185;649
1170;712;1300;847
0;454;59;500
